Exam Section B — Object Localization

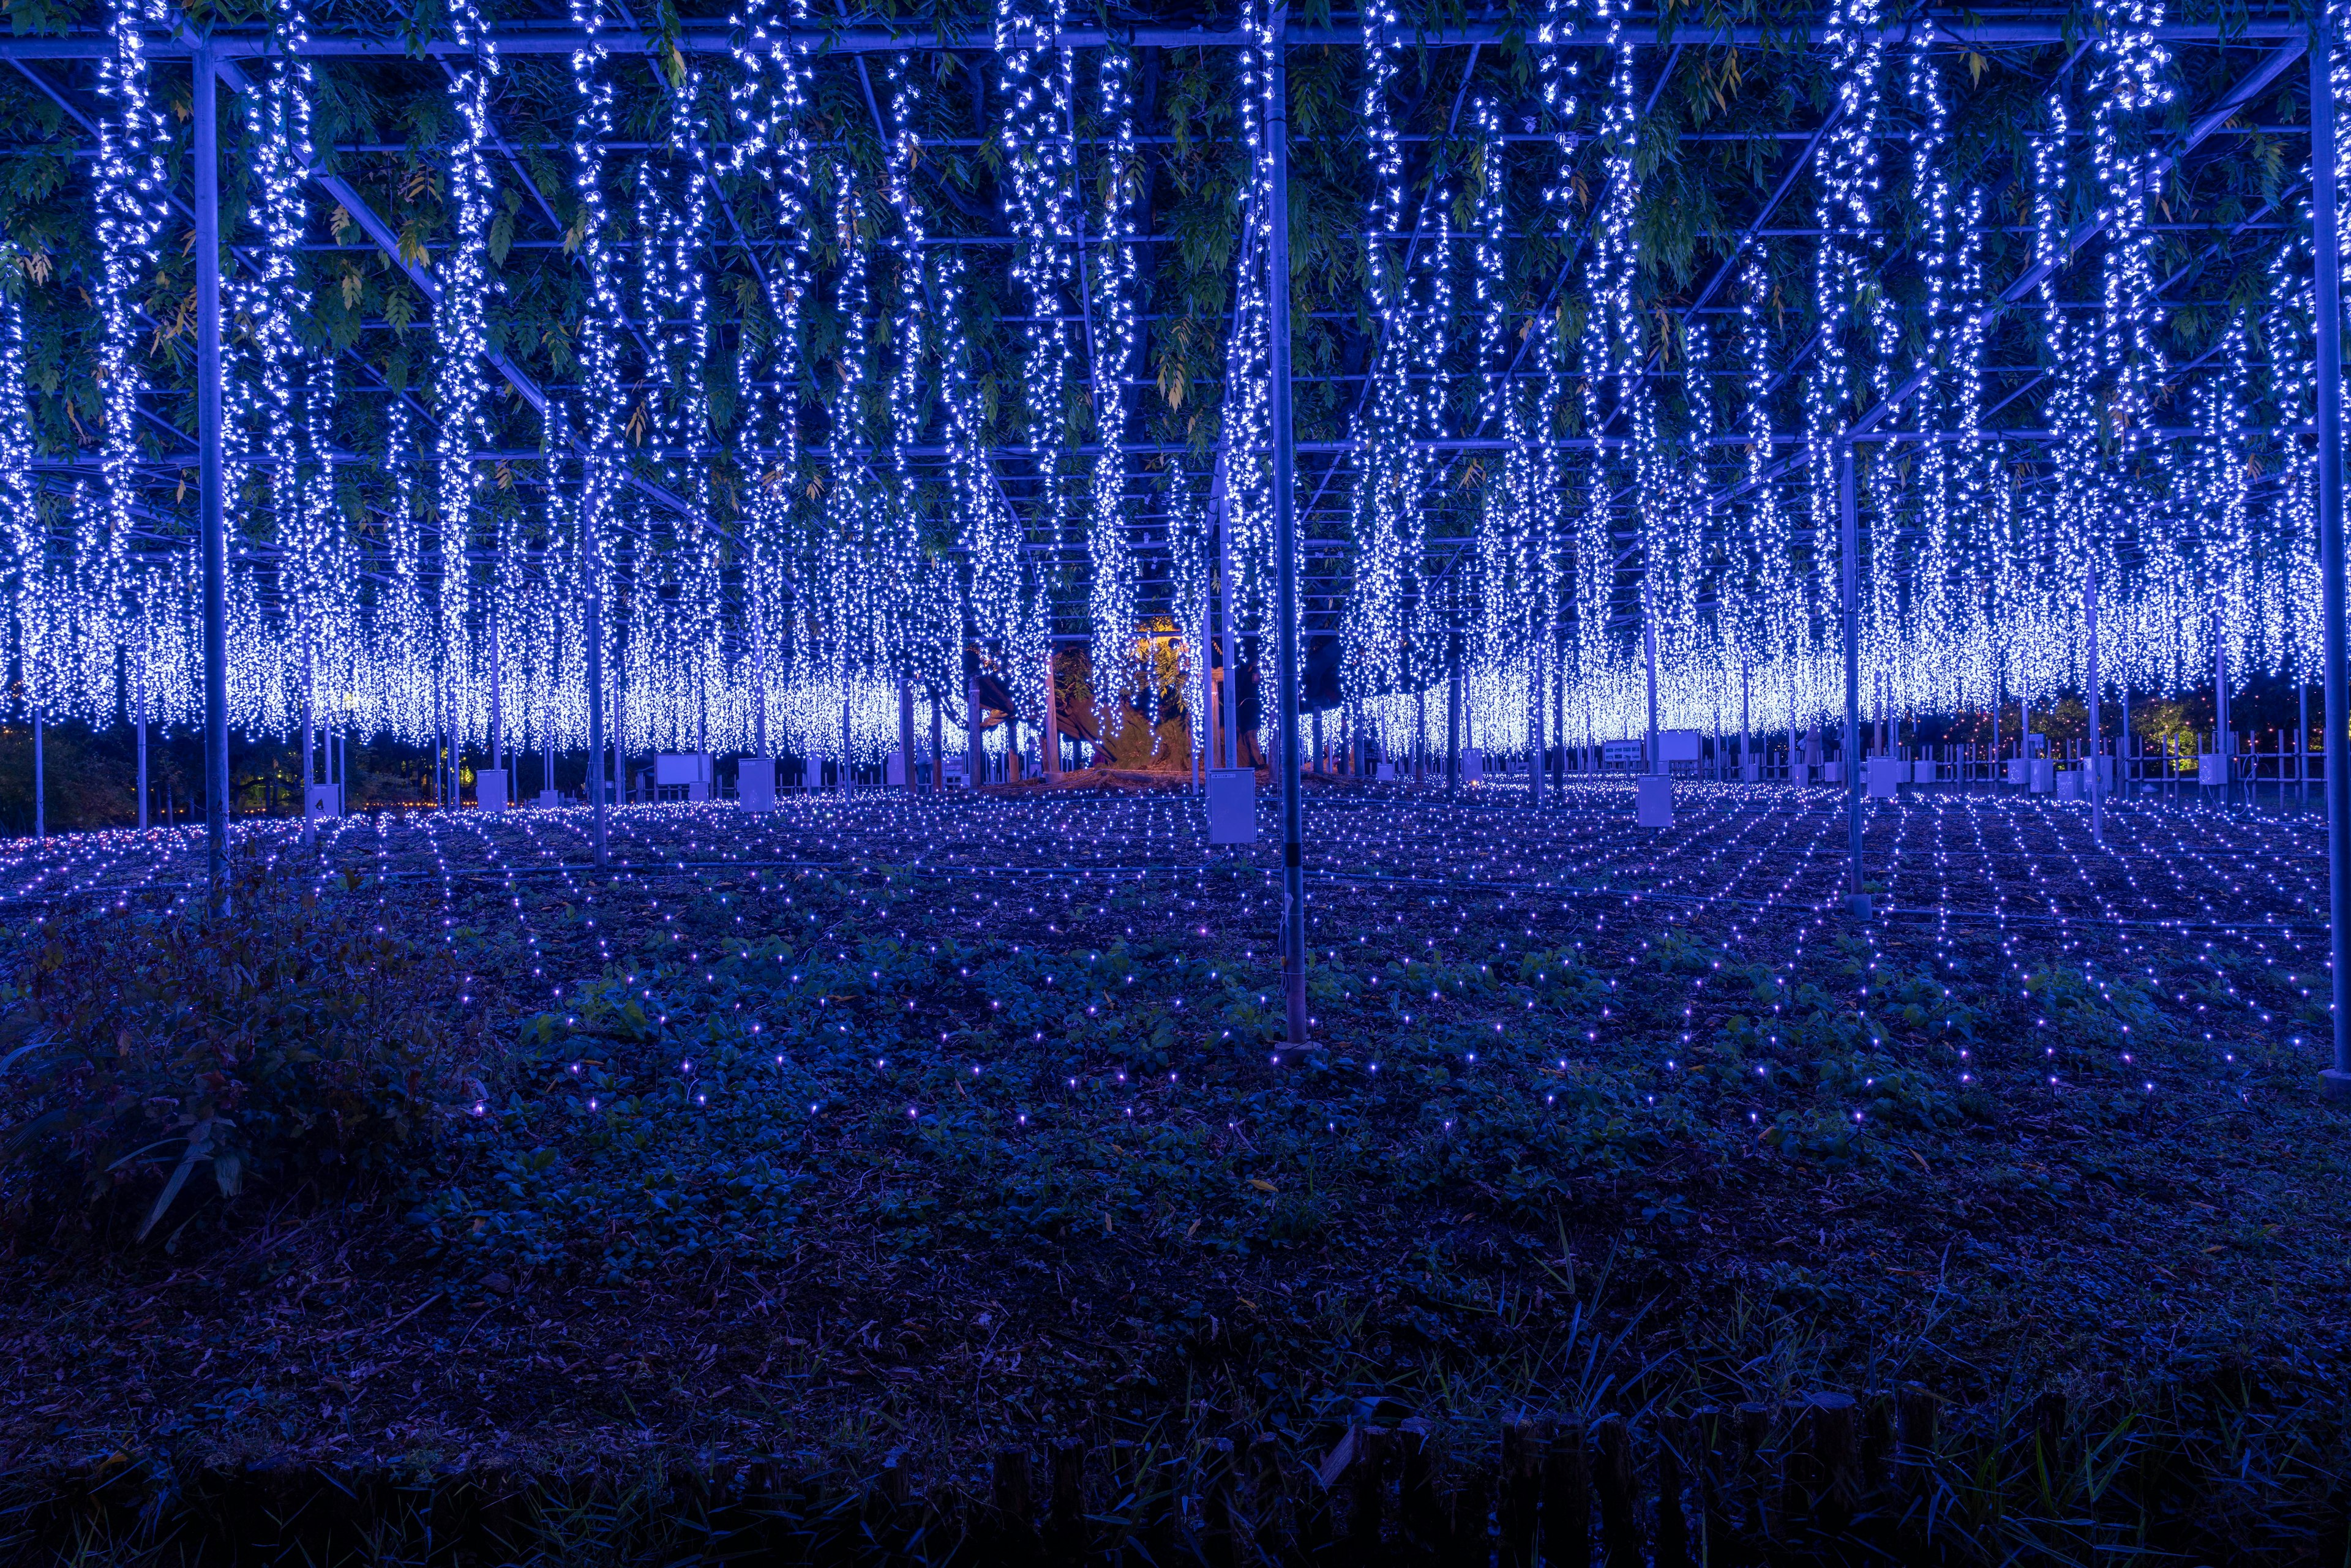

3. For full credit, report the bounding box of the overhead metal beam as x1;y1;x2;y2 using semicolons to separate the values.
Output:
0;18;2311;59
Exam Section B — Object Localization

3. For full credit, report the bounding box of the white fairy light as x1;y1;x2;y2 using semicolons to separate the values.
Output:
1084;43;1142;739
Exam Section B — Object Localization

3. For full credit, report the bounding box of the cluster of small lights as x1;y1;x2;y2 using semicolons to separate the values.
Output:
1083;45;1143;740
2;782;2332;1191
1340;0;1429;708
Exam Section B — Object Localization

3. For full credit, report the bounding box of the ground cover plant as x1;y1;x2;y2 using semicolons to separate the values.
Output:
0;782;2345;1564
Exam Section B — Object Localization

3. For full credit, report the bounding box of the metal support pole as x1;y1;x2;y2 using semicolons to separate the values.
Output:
2087;557;2103;846
1841;440;1867;917
1529;638;1545;809
752;638;768;759
1446;631;1461;799
2215;610;2231;803
1041;647;1060;777
966;647;984;789
1642;582;1660;776
301;643;315;845
135;674;148;831
1414;684;1425;786
1268;20;1308;1048
195;38;230;912
900;676;918;792
31;704;42;840
1216;531;1240;770
929;682;944;792
2312;21;2351;1098
1740;655;1750;784
490;617;504;798
585;536;608;865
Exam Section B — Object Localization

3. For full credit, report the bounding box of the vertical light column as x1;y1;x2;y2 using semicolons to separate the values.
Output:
195;38;230;911
1842;439;1867;917
2087;557;2103;846
586;535;607;865
2312;17;2351;1099
1267;19;1307;1048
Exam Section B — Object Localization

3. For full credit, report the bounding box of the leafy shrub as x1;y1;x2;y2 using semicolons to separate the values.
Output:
0;861;463;1241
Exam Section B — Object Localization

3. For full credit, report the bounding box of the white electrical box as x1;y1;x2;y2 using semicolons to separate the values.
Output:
474;768;508;812
306;783;342;820
1207;767;1256;844
737;757;776;812
1636;774;1674;827
1462;747;1485;783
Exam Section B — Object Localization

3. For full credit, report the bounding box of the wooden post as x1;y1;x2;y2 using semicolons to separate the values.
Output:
1398;1419;1442;1546
992;1446;1033;1543
1502;1417;1543;1566
1788;1394;1856;1537
1862;1390;1894;1496
1451;1468;1491;1566
1653;1416;1689;1568
1895;1384;1937;1493
1591;1414;1641;1567
1541;1417;1590;1568
1736;1401;1772;1544
1048;1438;1084;1558
1690;1408;1729;1566
1348;1426;1387;1547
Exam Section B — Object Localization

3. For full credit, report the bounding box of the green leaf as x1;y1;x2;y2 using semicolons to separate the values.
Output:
138;1119;214;1241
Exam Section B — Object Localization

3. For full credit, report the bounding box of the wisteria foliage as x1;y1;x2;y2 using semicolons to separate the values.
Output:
0;0;2336;766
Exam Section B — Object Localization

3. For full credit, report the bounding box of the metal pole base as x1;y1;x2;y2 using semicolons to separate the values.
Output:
1843;893;1873;920
2322;1068;2351;1103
